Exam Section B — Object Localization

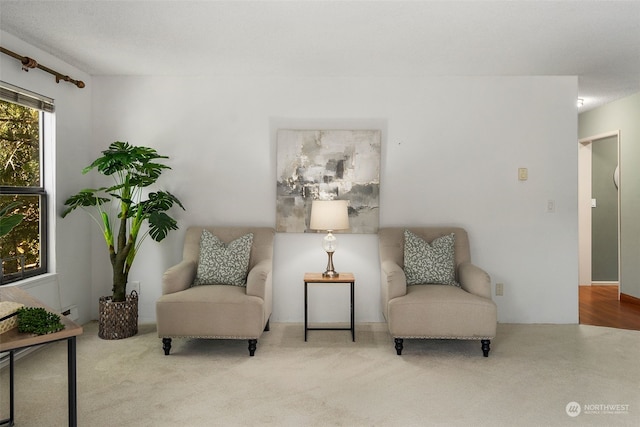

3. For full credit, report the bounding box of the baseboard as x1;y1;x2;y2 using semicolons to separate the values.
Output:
620;293;640;306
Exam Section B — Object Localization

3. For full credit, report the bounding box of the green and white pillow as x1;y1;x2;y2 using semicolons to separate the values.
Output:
403;230;459;286
193;230;253;287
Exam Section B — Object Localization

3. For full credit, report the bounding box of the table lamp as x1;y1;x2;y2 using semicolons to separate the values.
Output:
309;200;350;277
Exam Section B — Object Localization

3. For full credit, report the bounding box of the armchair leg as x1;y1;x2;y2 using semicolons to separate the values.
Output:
162;338;172;356
481;339;491;357
394;338;404;355
248;339;257;356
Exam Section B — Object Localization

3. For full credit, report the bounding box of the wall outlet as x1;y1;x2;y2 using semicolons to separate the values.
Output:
495;282;504;296
61;305;79;321
129;281;140;295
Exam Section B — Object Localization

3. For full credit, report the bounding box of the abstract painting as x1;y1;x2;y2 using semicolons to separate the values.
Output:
276;129;381;233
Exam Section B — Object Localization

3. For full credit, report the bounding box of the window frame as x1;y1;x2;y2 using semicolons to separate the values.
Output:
0;82;53;284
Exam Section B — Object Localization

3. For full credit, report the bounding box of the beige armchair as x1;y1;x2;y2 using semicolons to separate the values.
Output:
156;226;274;356
379;227;497;357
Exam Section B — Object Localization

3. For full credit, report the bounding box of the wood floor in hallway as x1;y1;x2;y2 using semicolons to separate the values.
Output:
579;285;640;331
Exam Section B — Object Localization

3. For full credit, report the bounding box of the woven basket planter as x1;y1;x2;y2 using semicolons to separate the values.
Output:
98;291;138;340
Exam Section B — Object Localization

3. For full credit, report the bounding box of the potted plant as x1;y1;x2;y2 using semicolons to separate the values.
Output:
63;141;184;339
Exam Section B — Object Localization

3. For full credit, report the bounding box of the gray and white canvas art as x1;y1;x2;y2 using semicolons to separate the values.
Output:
276;129;381;233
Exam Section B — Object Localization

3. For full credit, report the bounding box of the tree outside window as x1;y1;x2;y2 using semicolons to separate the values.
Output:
0;99;48;283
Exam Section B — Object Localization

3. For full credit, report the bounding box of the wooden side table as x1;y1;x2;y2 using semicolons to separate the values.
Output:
303;272;355;342
0;287;83;427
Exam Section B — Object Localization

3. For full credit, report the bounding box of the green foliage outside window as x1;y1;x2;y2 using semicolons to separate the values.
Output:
0;100;42;281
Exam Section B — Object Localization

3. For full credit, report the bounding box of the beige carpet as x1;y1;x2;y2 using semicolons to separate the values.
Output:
1;321;639;426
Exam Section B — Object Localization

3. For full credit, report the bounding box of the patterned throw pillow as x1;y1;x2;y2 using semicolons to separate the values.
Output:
193;230;254;287
403;230;459;286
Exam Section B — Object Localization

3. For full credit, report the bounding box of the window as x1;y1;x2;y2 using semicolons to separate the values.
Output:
0;83;53;284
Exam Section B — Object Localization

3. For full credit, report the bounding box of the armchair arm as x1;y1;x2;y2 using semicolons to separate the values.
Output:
381;260;408;303
458;261;492;299
246;259;272;300
162;260;197;295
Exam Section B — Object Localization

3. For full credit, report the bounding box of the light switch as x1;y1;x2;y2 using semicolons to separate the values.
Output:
591;198;597;208
547;200;556;213
518;168;528;181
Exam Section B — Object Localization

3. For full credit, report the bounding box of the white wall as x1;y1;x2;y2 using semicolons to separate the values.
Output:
1;31;94;323
578;140;593;286
92;75;579;324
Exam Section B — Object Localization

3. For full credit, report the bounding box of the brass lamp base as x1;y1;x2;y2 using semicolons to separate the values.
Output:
322;251;338;277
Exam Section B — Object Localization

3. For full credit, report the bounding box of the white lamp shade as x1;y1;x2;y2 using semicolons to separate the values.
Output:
309;200;349;231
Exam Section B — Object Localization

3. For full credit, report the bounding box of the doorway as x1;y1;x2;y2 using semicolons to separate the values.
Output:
578;131;621;299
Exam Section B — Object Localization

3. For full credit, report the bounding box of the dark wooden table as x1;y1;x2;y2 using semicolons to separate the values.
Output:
0;287;83;427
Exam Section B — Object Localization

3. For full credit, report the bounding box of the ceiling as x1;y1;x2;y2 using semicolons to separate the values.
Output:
1;1;639;112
